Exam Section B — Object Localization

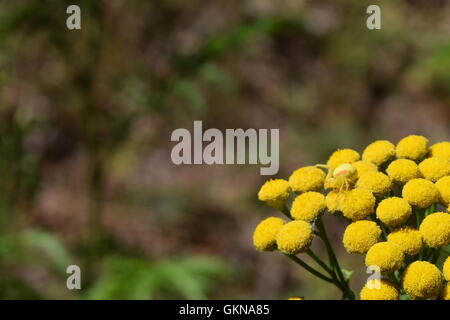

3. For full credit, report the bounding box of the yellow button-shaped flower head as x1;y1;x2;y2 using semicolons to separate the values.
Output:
276;220;313;255
365;242;404;274
291;192;326;221
253;217;286;251
376;197;412;227
288;297;304;300
258;179;290;209
362;140;396;166
387;227;423;255
356;171;392;196
418;157;450;182
402;178;439;208
440;283;450;300
430;141;450;160
443;256;450;281
360;279;399;300
352;160;378;179
325;190;346;214
341;188;376;221
396;135;429;161
419;212;450;248
343;220;381;254
436;176;450;206
288;166;325;193
386;159;421;184
402;261;442;299
327;148;360;168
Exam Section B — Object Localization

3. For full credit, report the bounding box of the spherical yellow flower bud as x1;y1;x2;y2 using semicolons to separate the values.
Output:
396;135;429;161
418;157;450;182
402;178;439;208
288;297;304;300
325;190;346;214
430;141;450;160
443;256;450;281
258;179;290;209
343;220;381;254
253;217;286;251
365;242;404;274
386;159;421;184
327;149;360;168
276;220;313;255
341;188;376;221
356;171;392;196
288;166;325;193
360;279;399;300
387;227;423;256
402;261;442;299
291;192;326;221
376;197;412;227
439;283;450;300
362;140;396;166
436;176;450;206
419;212;450;248
352;160;378;179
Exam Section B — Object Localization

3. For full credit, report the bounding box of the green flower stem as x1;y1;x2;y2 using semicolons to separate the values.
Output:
370;214;387;241
426;203;437;215
306;249;347;293
306;248;335;277
415;207;426;229
316;216;346;283
284;254;334;284
430;248;441;264
316;216;355;300
279;203;293;220
379;222;389;241
421;246;429;261
388;273;398;285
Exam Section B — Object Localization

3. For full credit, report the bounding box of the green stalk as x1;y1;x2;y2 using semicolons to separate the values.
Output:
316;217;346;284
306;248;334;276
306;248;347;293
415;207;426;229
279;203;293;220
284;254;334;284
430;248;441;264
316;216;355;299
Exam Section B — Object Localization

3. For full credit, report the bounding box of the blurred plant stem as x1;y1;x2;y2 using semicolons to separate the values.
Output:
79;3;110;285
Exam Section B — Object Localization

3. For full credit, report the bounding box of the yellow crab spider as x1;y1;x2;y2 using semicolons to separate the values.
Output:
316;163;357;192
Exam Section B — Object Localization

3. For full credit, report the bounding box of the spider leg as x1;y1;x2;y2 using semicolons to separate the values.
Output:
338;178;344;193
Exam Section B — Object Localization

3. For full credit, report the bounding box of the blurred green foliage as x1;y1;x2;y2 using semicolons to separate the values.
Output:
85;256;229;300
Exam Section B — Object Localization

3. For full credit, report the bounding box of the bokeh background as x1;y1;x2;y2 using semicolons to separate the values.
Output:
0;0;449;299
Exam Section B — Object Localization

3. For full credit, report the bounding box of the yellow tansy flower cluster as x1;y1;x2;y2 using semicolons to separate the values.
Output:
254;135;450;300
402;261;442;299
343;220;381;254
387;227;423;256
360;279;399;300
276;221;313;255
291;192;325;221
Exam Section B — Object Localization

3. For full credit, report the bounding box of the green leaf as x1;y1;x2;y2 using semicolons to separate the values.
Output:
341;268;354;281
399;293;411;300
19;229;71;272
83;255;229;300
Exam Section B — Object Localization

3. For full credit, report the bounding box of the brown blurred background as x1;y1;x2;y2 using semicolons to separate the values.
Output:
0;0;449;299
